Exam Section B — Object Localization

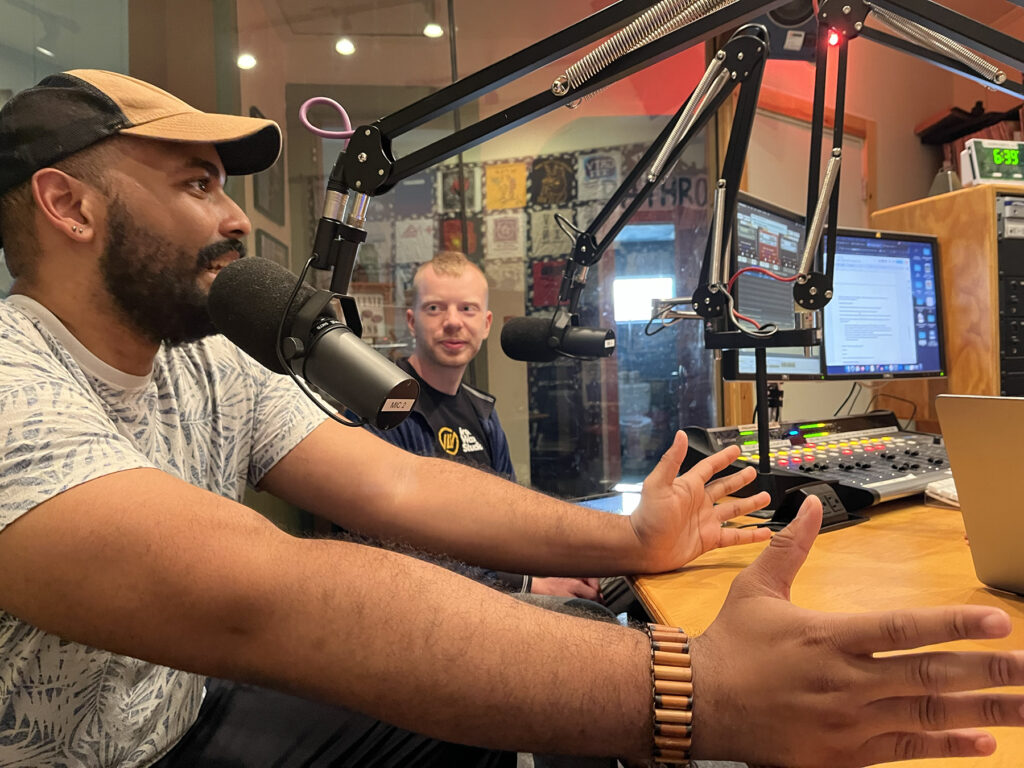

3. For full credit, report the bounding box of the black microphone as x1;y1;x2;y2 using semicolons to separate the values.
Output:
208;258;418;430
500;313;616;363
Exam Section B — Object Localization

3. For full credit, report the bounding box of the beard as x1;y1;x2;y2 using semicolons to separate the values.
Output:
99;196;246;346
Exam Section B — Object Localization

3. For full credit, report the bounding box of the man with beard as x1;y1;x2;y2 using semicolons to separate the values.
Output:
2;70;1024;768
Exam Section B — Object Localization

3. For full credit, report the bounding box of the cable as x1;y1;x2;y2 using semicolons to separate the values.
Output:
726;265;800;293
274;257;367;429
554;212;584;243
298;97;354;141
644;302;684;336
832;381;858;416
845;382;863;416
724;266;802;335
724;292;778;336
866;392;918;431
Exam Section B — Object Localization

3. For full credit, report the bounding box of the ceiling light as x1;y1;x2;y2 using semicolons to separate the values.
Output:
335;37;356;56
423;22;444;38
35;45;55;58
237;53;257;70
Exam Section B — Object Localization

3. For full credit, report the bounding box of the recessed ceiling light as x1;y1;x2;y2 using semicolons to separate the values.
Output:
335;37;356;56
35;45;55;58
237;53;257;70
423;23;444;38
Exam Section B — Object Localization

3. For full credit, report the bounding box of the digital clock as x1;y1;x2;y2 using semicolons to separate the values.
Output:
961;138;1024;186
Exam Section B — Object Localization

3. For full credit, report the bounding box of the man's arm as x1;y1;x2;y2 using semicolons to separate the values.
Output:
3;471;1024;764
261;420;771;577
0;468;651;757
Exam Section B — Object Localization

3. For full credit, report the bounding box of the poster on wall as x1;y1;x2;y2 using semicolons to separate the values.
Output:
394;217;437;264
250;107;286;225
255;229;289;268
350;284;391;342
484;211;526;260
484;255;525;293
437;164;482;213
357;219;395;276
529;154;576;207
393;172;434;216
393;263;418;307
528;258;566;308
484;160;529;210
483;211;527;292
576;149;622;202
528;206;574;258
439;214;484;259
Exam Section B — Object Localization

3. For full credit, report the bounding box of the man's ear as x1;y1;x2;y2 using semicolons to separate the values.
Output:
31;168;96;244
482;310;493;338
406;307;416;336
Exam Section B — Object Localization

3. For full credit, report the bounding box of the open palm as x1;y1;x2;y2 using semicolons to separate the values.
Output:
630;430;772;573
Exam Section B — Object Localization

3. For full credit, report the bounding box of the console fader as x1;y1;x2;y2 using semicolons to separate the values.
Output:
683;411;952;512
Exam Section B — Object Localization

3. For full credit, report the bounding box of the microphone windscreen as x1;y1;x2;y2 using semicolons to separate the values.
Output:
500;316;559;362
208;257;318;373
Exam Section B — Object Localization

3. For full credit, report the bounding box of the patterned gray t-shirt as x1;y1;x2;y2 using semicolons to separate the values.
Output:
0;295;327;767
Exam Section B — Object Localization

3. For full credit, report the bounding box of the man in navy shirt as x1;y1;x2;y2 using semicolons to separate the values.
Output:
369;251;602;600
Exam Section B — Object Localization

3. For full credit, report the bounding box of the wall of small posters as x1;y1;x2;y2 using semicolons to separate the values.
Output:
348;140;710;494
349;143;708;314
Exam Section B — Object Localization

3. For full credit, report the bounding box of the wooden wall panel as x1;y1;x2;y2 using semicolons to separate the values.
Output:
869;184;1004;432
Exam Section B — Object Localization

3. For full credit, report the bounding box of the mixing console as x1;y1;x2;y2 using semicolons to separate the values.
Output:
683;411;952;513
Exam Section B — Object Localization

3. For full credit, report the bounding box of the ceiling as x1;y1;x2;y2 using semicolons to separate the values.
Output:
274;0;438;36
244;0;1024;105
263;0;1024;40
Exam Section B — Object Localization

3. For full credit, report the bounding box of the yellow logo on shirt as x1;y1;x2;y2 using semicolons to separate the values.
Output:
438;427;460;455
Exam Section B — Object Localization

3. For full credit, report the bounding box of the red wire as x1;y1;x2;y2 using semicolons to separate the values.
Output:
732;309;763;329
727;265;800;292
727;266;801;331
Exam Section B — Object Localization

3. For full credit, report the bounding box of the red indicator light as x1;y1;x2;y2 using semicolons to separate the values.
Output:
828;30;841;46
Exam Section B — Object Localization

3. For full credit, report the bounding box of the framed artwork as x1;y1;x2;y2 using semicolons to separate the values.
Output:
255;228;289;268
249;106;286;225
350;282;394;342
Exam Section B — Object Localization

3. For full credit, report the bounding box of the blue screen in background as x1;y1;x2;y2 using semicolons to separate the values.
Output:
732;198;820;378
572;493;641;515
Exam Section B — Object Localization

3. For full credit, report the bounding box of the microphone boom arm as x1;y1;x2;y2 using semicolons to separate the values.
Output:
309;0;797;303
557;25;769;317
800;0;1024;313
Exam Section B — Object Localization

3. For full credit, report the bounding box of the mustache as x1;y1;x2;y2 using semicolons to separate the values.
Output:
197;239;247;269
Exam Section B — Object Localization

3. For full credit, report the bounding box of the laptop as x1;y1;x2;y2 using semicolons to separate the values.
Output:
935;394;1024;595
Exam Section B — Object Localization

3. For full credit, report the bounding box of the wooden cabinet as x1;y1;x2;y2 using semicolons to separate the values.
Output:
868;184;1014;432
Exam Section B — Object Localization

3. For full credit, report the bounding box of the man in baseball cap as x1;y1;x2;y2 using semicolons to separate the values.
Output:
0;69;279;346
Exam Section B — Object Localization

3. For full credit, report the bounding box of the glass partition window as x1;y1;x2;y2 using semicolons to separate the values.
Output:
1;0;720;497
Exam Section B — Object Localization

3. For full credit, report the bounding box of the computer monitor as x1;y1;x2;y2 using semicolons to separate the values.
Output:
721;192;822;380
821;228;946;379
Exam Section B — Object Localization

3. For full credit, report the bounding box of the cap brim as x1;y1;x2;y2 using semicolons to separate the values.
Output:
119;111;282;175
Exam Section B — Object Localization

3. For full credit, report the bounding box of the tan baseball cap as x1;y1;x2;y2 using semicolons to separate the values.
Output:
0;69;281;245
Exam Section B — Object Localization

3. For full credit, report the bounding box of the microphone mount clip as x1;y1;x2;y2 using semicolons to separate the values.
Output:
282;288;364;364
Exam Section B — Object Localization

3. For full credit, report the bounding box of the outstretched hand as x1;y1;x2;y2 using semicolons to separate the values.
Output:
690;496;1024;766
629;430;772;572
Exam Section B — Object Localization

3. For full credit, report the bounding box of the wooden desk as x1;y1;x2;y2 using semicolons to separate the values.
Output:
631;499;1024;767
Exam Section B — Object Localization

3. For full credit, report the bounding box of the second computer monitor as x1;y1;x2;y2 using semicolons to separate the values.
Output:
822;229;946;379
723;192;821;380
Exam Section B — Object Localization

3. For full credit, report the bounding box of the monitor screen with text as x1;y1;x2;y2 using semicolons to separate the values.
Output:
822;229;945;379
